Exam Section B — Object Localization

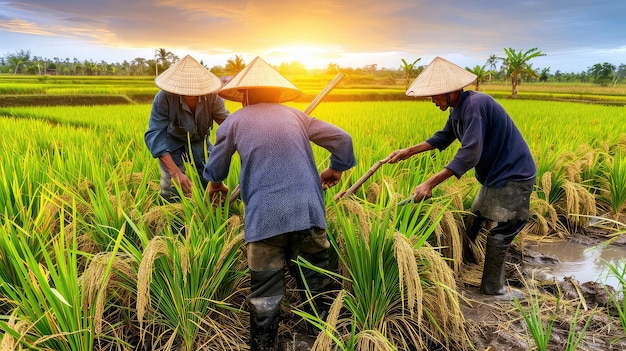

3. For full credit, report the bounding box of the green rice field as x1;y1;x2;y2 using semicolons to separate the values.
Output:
1;75;626;350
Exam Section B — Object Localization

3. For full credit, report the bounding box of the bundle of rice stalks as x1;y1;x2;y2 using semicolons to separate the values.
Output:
142;203;185;236
316;200;470;350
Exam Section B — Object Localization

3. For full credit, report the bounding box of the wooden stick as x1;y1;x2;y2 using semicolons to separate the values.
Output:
334;156;392;201
304;73;344;115
228;73;345;206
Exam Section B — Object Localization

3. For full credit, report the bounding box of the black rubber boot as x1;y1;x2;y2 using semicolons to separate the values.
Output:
480;220;527;297
480;236;510;295
249;269;285;351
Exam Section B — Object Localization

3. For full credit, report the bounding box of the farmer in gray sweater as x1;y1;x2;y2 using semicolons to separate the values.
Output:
203;56;356;351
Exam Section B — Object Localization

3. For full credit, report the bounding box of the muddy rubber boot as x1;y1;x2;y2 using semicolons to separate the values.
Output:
480;236;510;295
480;220;527;299
249;269;285;351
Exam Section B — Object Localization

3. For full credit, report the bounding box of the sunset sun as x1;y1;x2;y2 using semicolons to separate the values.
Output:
263;45;337;69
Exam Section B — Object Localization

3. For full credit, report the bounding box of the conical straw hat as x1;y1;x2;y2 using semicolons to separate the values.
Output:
406;56;477;97
218;56;302;103
155;55;222;96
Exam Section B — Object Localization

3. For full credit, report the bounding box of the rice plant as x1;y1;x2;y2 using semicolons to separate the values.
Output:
598;154;626;217
0;205;117;350
512;286;557;351
604;258;626;338
295;199;469;350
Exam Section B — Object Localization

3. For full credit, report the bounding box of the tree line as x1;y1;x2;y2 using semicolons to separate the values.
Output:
2;47;625;89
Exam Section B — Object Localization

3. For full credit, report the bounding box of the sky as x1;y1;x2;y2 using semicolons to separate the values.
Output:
1;0;625;73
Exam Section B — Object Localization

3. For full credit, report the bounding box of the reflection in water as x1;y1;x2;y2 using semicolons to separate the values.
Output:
528;241;626;290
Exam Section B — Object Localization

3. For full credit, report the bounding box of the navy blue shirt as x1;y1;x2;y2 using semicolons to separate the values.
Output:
204;103;356;242
426;91;536;187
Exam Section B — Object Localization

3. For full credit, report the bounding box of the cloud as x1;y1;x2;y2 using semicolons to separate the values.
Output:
1;0;625;71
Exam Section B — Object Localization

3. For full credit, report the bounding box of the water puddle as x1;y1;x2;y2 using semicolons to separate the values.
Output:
527;241;626;290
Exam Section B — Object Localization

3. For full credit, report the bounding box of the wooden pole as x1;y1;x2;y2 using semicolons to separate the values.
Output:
334;156;392;201
228;73;345;206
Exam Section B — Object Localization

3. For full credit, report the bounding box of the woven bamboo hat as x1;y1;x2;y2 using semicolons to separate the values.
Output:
406;56;477;97
154;55;222;96
218;56;302;103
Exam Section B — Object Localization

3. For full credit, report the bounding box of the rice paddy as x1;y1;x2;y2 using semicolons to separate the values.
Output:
0;75;625;350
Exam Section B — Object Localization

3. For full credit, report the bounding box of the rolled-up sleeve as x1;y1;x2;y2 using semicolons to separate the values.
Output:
144;92;171;158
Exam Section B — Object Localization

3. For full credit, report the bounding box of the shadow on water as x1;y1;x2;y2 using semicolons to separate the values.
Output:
527;241;626;290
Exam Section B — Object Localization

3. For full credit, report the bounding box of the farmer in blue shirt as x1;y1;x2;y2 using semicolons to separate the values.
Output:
204;56;356;350
388;56;536;299
144;55;229;202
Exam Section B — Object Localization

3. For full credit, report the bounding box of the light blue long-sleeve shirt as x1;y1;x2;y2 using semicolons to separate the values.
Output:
204;103;356;242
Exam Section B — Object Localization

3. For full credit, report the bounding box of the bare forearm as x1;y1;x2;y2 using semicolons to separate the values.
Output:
159;154;182;176
425;168;455;188
388;141;435;163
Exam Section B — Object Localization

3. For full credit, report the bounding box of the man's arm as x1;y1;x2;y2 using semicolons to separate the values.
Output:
387;141;436;163
412;168;455;202
159;153;193;195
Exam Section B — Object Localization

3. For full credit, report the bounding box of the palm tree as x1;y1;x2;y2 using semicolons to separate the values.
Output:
400;58;421;89
225;55;246;76
465;65;489;91
502;48;546;98
486;54;499;83
154;48;177;76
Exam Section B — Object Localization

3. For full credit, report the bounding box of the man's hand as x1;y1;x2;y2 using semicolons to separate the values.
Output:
208;181;229;205
412;182;434;202
171;171;193;196
387;147;413;164
320;168;342;189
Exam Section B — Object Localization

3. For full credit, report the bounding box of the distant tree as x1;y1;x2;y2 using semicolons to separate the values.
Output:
588;62;615;86
225;55;246;76
154;48;177;75
400;58;421;89
486;54;499;83
132;57;147;75
539;67;550;82
73;58;80;75
503;47;545;98
326;62;340;75
612;63;626;87
554;70;562;82
6;49;31;74
279;61;306;75
465;64;488;91
209;65;226;77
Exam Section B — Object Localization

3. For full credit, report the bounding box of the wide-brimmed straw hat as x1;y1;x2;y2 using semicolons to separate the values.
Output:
218;56;302;103
406;56;477;97
155;55;222;96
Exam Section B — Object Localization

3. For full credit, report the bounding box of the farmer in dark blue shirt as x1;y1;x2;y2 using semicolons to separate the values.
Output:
144;55;229;202
388;56;536;299
204;56;356;350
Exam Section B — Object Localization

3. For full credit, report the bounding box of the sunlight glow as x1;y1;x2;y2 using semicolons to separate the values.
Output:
263;45;335;69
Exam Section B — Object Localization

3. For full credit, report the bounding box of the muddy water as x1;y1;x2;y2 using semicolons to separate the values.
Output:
527;241;626;290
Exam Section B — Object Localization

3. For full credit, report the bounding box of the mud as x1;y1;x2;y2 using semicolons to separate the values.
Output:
459;233;626;351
